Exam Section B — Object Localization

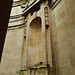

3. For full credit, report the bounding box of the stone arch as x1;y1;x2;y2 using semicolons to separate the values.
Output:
28;17;43;66
29;17;42;47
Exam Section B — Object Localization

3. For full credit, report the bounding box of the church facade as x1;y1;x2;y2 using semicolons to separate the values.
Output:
0;0;75;75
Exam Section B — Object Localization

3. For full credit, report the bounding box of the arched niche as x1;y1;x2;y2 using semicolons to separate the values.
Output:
28;17;43;66
29;17;42;47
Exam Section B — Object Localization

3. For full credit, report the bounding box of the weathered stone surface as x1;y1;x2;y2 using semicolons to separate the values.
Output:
0;0;75;75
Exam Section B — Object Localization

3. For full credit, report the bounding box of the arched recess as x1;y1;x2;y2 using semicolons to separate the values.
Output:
28;17;43;66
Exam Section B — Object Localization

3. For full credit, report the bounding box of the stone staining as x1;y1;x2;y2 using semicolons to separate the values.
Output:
29;17;42;47
0;0;75;75
28;17;42;66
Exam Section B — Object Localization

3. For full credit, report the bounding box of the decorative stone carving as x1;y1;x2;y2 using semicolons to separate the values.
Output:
44;7;49;28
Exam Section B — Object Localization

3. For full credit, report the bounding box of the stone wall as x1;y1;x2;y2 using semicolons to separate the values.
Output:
49;0;75;75
0;0;75;75
0;5;25;75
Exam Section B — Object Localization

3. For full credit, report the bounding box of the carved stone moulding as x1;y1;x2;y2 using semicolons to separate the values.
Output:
49;0;61;10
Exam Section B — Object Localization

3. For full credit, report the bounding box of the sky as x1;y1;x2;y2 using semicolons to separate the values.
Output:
13;0;20;1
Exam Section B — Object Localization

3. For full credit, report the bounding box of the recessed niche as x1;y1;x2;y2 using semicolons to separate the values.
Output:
28;17;42;66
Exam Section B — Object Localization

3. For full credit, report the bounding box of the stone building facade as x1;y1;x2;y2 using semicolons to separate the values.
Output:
0;0;75;75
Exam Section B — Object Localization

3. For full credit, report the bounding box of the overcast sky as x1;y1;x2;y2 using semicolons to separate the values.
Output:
13;0;20;1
